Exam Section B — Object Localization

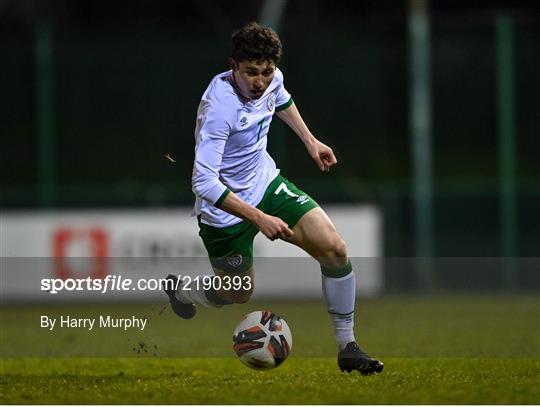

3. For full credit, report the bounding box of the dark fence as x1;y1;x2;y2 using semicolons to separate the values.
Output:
1;1;539;256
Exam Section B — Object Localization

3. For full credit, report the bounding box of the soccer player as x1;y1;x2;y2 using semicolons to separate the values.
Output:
164;22;383;375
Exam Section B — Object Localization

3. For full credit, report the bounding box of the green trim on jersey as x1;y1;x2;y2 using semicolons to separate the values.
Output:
275;97;293;112
198;173;319;273
214;188;231;208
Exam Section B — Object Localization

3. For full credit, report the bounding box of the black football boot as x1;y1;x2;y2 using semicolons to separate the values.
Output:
338;342;384;375
162;274;196;319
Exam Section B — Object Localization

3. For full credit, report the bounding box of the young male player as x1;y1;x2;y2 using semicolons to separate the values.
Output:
164;22;383;375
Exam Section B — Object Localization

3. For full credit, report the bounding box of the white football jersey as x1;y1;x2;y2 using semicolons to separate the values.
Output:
192;67;292;227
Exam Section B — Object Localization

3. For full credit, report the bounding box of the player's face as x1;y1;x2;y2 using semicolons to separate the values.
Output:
231;59;276;100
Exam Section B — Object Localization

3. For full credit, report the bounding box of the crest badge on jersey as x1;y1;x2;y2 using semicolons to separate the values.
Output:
266;93;276;112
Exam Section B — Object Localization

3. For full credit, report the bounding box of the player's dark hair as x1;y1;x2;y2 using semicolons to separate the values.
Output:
231;22;282;64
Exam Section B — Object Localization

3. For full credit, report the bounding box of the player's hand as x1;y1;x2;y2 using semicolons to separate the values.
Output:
253;213;294;241
306;139;337;172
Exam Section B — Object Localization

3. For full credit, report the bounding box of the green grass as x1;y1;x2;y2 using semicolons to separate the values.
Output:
2;357;539;404
1;296;539;404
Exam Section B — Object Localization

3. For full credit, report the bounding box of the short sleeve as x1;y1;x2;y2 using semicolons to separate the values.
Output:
274;68;293;111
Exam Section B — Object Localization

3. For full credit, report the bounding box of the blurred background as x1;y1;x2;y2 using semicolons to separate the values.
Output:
1;0;539;365
2;0;540;295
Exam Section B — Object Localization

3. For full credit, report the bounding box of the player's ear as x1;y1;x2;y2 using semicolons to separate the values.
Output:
229;57;238;71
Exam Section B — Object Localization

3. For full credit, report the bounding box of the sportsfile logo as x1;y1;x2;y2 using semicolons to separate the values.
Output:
41;274;253;294
41;275;161;294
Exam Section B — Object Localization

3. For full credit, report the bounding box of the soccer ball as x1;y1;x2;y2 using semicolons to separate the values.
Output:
232;310;293;370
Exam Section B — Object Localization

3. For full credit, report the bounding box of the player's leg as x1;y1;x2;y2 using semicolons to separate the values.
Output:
283;206;348;269
166;264;254;310
163;219;257;317
283;207;383;374
164;261;255;317
212;265;254;304
283;207;355;347
265;174;382;374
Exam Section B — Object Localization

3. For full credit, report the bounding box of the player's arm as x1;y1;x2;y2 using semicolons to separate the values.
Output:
217;192;293;241
276;102;337;172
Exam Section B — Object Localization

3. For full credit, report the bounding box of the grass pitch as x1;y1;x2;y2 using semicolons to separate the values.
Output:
1;296;539;404
3;357;539;404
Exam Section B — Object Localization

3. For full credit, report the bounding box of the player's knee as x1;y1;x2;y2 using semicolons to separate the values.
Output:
332;236;348;259
317;235;348;269
321;235;347;258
